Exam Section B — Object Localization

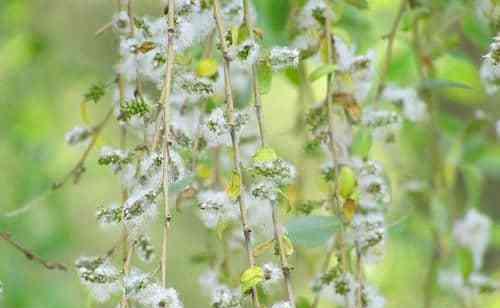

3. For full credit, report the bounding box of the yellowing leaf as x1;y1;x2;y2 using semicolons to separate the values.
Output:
282;235;294;256
196;58;218;77
196;164;213;181
343;198;357;223
240;266;264;294
226;170;241;201
137;41;156;54
253;147;278;164
253;239;274;257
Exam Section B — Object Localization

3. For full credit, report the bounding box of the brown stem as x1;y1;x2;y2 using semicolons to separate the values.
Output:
212;1;261;307
159;0;177;288
0;232;67;271
375;0;407;99
271;202;296;307
52;107;114;190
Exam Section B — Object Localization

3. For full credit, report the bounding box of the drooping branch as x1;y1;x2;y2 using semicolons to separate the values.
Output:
375;0;408;99
212;1;261;307
242;1;296;306
0;232;68;272
159;0;177;288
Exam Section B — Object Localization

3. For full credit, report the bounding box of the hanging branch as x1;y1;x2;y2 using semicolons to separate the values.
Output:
311;6;350;308
375;0;408;99
159;0;177;288
52;107;114;190
0;232;68;272
242;1;296;306
211;1;261;307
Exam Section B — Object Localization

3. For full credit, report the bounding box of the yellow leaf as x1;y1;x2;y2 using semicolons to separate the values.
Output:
226;170;241;201
253;147;278;164
343;198;357;223
136;41;156;54
240;266;264;294
282;235;294;256
338;166;357;199
196;164;213;181
253;239;274;257
196;58;218;77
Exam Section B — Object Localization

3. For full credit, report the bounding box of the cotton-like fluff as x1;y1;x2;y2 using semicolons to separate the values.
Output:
382;85;427;122
197;190;239;229
202;107;249;148
75;256;120;302
198;270;242;308
348;213;385;255
438;270;498;303
269;47;300;71
357;161;391;211
122;187;158;238
262;262;284;291
298;0;334;29
362;107;401;142
333;37;376;103
480;35;500;95
453;209;491;270
65;126;91;146
271;301;293;308
476;0;500;25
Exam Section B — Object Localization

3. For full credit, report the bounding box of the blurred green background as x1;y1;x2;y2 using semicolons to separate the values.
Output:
1;0;500;307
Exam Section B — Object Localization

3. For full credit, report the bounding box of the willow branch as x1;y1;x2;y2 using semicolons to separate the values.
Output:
0;232;68;271
242;0;265;147
312;8;350;308
242;0;295;305
52;107;114;190
375;0;407;99
212;1;261;307
159;0;176;288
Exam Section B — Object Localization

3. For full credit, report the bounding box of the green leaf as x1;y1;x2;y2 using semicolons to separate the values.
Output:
254;239;274;257
282;235;294;256
309;64;336;82
420;79;473;91
83;82;107;104
253;147;278;164
338;166;357;199
240;266;264;294
458;248;474;280
169;175;195;194
461;165;483;209
286;216;340;247
257;62;273;95
226;170;242;201
351;128;373;159
343;0;368;9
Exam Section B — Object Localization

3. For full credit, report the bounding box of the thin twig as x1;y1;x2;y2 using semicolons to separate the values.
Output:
0;232;68;271
212;1;261;307
242;0;295;305
52;107;114;190
311;8;350;308
375;0;407;99
159;0;177;288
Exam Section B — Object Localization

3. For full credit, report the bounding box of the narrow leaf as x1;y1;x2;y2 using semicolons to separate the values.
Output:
309;64;336;82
